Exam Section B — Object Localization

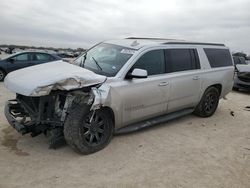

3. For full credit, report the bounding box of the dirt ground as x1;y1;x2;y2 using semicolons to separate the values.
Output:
0;82;249;188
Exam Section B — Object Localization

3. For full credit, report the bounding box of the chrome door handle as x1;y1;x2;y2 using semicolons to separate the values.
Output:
193;76;200;80
158;82;169;86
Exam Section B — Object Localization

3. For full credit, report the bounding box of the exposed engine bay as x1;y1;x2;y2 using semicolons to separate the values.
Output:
5;87;103;148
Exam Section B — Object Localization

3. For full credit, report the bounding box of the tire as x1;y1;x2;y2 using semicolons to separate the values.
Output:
194;87;220;117
233;87;239;91
0;69;6;81
64;104;114;154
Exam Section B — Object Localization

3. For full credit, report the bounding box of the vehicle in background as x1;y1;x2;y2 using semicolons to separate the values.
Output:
4;38;234;154
233;56;250;91
57;52;75;58
0;51;61;81
233;56;247;65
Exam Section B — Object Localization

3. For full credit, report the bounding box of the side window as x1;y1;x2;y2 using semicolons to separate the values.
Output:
35;53;53;61
204;48;233;67
233;56;240;64
132;50;165;76
166;49;200;73
13;53;29;61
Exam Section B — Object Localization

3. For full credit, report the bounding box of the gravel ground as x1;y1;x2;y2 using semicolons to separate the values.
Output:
0;82;249;188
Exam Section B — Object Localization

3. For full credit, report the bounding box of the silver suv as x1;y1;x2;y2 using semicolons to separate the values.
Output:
4;38;234;154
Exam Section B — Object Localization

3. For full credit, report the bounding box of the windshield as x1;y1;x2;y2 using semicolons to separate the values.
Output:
74;43;135;76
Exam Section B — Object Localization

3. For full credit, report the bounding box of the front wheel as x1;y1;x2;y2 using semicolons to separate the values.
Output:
64;105;114;154
194;87;220;117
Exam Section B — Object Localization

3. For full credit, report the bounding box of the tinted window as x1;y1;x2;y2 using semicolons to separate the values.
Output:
204;48;233;67
35;53;53;61
132;50;165;76
14;53;29;61
166;49;200;72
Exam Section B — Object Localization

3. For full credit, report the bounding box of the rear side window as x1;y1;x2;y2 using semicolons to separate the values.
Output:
34;53;53;61
165;49;200;73
132;50;165;76
204;48;233;67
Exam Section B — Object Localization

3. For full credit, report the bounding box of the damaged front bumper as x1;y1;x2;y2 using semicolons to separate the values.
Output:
4;86;104;137
5;100;30;134
4;94;67;137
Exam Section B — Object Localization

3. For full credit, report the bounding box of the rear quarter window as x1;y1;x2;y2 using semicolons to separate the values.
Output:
35;53;54;61
204;48;233;67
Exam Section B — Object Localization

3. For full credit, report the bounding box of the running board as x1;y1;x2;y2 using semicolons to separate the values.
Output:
115;108;194;134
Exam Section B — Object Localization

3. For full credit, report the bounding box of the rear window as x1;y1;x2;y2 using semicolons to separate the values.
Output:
204;48;233;67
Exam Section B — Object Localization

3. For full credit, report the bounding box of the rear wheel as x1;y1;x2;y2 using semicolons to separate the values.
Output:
0;69;6;81
64;105;114;154
194;87;220;117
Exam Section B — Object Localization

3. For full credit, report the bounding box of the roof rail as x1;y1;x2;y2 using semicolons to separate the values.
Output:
126;37;178;41
164;41;225;47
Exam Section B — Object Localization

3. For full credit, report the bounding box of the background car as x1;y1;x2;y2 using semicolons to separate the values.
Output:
0;51;61;81
233;56;250;91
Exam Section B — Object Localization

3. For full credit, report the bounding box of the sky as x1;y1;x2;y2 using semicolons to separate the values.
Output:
0;0;249;53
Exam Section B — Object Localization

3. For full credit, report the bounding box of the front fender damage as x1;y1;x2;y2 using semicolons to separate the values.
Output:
90;84;110;111
61;84;110;122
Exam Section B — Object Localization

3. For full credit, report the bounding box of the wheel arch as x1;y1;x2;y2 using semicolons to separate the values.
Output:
0;67;7;81
102;106;115;125
0;67;7;74
209;83;222;96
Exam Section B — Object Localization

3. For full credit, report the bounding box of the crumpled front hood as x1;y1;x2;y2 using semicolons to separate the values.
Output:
4;60;107;96
236;64;250;72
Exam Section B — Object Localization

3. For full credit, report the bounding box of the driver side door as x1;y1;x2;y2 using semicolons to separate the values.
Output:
111;49;170;127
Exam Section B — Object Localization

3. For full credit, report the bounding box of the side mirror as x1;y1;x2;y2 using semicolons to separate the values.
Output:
126;68;148;79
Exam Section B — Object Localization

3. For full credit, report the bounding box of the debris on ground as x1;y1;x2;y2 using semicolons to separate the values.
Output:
244;106;250;111
230;111;235;117
201;123;206;127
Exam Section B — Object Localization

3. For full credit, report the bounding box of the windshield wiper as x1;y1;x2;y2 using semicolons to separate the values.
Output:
80;53;87;67
92;57;102;71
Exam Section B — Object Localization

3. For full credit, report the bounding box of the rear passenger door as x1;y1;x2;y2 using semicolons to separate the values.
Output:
166;49;202;113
